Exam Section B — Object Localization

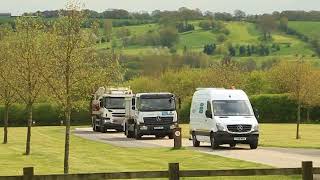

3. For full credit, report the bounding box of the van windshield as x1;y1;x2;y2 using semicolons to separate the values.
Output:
138;98;175;111
104;97;125;109
212;100;253;116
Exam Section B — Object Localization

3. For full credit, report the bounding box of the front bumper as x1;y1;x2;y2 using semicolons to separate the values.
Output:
138;124;177;135
102;122;123;130
214;131;259;144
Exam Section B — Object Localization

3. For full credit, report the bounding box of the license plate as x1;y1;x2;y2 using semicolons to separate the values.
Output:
154;126;164;130
234;137;246;141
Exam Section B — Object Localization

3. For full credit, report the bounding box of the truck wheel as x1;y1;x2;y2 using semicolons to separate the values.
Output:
155;135;165;139
96;125;100;132
125;124;134;138
230;143;236;148
192;132;200;147
134;125;142;140
168;133;174;139
100;126;107;133
210;133;219;149
250;141;258;149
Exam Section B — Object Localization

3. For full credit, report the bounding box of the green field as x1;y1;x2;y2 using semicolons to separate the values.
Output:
0;126;271;176
288;21;320;38
94;20;318;58
181;123;320;149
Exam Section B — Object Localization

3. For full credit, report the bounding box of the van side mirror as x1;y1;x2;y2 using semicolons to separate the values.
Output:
254;108;260;119
205;110;212;119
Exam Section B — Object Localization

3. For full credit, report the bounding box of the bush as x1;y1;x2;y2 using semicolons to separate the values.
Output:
0;103;90;127
178;97;192;123
250;94;320;123
217;34;227;43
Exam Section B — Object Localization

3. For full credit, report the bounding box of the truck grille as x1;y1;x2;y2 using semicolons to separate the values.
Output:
227;124;252;133
112;113;125;117
143;117;174;125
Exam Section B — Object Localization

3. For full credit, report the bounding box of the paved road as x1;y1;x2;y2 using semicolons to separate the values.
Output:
74;128;320;169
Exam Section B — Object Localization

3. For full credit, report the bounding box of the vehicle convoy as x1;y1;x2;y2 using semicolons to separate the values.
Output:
91;87;133;133
124;93;178;139
189;88;259;149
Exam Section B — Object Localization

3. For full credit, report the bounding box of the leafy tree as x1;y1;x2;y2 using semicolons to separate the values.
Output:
199;20;212;30
270;59;317;139
244;71;269;95
247;45;252;56
258;15;277;40
116;27;131;47
234;10;246;21
103;19;112;42
217;34;227;43
0;28;16;144
44;5;103;173
2;17;46;155
239;45;246;56
279;16;288;32
159;27;179;48
228;45;236;56
203;44;216;55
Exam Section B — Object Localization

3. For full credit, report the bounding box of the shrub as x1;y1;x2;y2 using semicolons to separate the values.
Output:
0;103;90;127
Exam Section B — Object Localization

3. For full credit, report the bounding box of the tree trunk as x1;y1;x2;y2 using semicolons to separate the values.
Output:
3;103;9;144
296;103;301;139
25;103;32;155
64;107;71;174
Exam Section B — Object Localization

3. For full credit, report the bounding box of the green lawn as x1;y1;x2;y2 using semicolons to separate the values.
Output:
0;126;270;176
226;22;260;44
181;123;320;149
288;21;320;38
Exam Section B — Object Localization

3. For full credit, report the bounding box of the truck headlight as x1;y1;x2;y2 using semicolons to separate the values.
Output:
253;124;259;131
216;123;226;131
140;126;148;130
170;123;178;129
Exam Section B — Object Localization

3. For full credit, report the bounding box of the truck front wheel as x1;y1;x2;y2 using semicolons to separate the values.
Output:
100;126;107;133
134;125;142;140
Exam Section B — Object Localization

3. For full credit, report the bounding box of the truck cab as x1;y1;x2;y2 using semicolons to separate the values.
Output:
91;87;133;133
124;93;178;139
190;88;259;149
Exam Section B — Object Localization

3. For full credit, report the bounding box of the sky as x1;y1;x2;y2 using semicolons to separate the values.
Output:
1;0;320;15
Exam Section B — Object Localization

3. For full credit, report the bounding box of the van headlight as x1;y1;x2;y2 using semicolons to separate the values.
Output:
253;124;259;131
216;123;226;131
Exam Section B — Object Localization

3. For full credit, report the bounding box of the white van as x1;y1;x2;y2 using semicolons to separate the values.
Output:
189;88;259;149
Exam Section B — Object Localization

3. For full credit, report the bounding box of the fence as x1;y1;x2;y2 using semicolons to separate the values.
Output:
0;161;319;180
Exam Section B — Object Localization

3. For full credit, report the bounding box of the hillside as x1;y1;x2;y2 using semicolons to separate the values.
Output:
288;21;320;38
94;21;317;59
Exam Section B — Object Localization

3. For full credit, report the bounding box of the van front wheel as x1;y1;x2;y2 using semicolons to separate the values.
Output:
250;141;258;149
210;133;219;149
192;133;200;147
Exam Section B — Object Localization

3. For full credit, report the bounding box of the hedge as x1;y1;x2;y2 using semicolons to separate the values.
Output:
178;94;320;123
1;94;320;126
0;103;90;127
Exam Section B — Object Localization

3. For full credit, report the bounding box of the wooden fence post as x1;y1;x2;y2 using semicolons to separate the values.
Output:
23;167;34;180
168;163;179;180
173;127;182;149
302;161;313;180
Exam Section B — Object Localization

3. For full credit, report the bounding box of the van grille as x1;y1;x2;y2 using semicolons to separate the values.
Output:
227;124;252;133
143;117;173;125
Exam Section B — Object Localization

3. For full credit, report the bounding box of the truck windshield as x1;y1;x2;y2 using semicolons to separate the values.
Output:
138;98;175;111
212;100;253;116
104;97;125;109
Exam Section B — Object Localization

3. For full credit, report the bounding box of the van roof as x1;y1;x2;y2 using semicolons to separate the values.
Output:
195;88;249;101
